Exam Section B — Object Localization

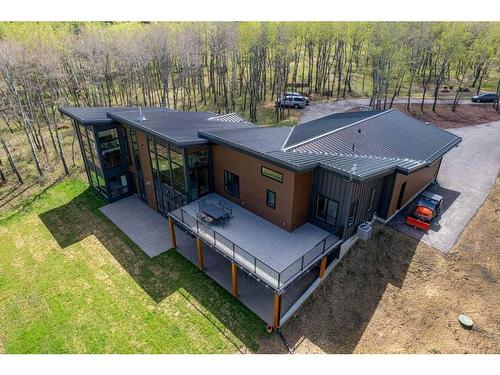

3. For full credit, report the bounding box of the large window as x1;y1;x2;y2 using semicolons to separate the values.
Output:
188;148;209;200
98;128;122;169
366;187;377;213
224;170;240;198
315;194;338;226
261;166;283;183
169;147;186;195
148;137;187;215
266;189;276;209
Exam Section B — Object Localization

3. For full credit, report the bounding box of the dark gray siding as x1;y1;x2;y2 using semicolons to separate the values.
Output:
309;168;353;236
310;167;386;240
343;175;385;239
377;174;396;220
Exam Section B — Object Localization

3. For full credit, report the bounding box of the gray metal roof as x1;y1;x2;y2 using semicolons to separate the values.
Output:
59;107;124;125
59;106;254;146
199;109;461;181
107;108;254;146
283;110;384;149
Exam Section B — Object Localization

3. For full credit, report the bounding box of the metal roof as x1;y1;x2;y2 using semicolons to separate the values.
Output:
60;105;461;180
59;106;255;146
106;108;254;146
199;109;461;181
282;110;384;149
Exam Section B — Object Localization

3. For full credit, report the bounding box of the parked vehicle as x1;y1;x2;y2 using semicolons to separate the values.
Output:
405;191;443;232
285;92;310;104
471;92;498;103
276;95;307;109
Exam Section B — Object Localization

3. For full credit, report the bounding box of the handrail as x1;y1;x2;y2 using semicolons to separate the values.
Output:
170;207;341;291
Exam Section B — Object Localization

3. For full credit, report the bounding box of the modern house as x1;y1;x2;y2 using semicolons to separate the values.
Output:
60;106;461;329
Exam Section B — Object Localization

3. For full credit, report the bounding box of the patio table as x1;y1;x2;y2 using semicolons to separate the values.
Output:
201;203;227;220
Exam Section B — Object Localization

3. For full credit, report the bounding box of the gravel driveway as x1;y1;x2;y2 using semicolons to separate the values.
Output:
389;121;500;252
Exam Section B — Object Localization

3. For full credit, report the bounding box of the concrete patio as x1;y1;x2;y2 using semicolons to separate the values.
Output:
100;196;171;257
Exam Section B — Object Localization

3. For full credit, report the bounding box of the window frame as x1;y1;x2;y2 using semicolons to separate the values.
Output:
261;166;283;183
266;189;276;209
224;170;240;198
315;194;338;226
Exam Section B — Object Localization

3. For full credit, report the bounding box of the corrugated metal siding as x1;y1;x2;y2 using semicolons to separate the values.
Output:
344;176;385;239
310;167;386;240
308;168;352;236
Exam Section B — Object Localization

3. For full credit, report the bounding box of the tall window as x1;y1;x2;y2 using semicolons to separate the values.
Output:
348;200;358;227
224;170;239;198
188;148;209;200
98;128;122;169
315;194;338;226
266;189;276;209
169;147;186;195
366;187;377;213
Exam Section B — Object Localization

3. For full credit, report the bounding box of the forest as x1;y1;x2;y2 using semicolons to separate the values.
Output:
0;21;499;196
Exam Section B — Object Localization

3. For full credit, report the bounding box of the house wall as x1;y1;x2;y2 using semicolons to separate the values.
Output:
384;157;442;220
310;167;385;239
134;129;157;210
211;144;311;231
344;175;385;239
309;168;352;236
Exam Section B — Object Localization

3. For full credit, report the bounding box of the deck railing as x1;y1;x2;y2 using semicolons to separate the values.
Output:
170;207;341;291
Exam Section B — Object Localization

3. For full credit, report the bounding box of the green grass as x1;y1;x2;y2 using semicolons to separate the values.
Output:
0;178;265;353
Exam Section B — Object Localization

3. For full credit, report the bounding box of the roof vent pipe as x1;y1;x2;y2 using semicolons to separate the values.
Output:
137;106;147;122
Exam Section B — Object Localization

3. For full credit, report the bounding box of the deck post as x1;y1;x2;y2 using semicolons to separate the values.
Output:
196;237;204;271
231;262;238;297
273;293;281;330
319;256;327;278
168;216;177;249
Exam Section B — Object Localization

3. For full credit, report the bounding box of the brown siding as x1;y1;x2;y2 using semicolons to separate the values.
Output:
291;171;313;229
386;158;442;219
211;145;312;232
135;130;157;210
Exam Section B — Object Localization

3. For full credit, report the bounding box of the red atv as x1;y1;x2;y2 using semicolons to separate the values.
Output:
406;191;443;232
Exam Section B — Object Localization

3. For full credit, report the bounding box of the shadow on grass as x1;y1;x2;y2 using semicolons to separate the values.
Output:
270;224;420;354
39;188;264;352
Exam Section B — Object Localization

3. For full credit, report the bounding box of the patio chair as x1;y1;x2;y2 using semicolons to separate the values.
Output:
225;205;233;218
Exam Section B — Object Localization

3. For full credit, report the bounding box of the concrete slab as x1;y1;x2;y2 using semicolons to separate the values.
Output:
389;121;500;253
100;196;171;257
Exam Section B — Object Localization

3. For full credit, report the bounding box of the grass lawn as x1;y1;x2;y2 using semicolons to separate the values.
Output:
0;178;265;353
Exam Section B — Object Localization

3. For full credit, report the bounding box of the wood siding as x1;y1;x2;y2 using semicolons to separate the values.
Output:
211;145;311;231
135;130;157;210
